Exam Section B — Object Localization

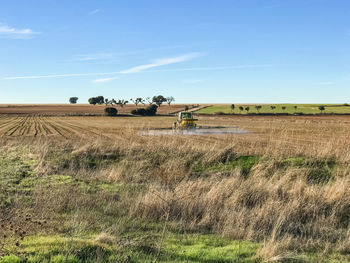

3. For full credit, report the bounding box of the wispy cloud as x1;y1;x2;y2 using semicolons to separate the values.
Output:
0;24;39;39
145;64;272;73
4;64;270;80
92;77;118;83
119;53;203;74
4;49;269;81
68;46;186;63
71;53;115;62
88;9;100;15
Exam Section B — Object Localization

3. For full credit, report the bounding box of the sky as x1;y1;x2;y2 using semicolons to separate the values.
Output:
0;0;350;104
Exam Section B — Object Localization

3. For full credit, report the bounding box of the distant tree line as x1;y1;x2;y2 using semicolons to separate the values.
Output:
66;95;176;116
230;104;328;114
84;95;174;107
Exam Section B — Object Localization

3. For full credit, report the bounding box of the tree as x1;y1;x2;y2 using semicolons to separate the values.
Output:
105;98;109;106
282;106;286;111
96;96;104;105
166;96;175;106
88;97;98;105
270;105;276;111
239;106;244;113
318;105;325;113
104;107;118;116
294;106;297;112
230;104;235;112
69;97;78;104
245;106;250;113
88;96;105;105
130;98;145;106
184;105;189;111
116;99;128;107
152;95;166;107
255;105;262;113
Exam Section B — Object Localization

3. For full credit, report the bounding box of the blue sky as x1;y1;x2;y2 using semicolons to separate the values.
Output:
1;0;350;103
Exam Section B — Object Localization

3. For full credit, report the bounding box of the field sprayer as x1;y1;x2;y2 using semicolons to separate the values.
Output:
173;111;198;129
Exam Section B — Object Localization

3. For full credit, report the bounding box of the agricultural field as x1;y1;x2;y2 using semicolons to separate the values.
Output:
196;104;350;115
0;112;350;262
0;104;200;116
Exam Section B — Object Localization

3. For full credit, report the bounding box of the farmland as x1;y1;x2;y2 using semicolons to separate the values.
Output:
0;108;350;262
196;104;350;115
0;104;196;116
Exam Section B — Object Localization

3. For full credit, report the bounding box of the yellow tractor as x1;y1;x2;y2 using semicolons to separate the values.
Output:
173;111;198;129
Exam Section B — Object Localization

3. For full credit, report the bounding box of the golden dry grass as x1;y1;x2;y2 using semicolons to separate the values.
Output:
1;114;350;261
1;114;349;161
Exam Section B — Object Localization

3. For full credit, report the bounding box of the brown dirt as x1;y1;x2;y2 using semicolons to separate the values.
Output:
0;104;205;115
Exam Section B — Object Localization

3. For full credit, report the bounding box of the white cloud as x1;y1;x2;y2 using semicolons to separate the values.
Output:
119;53;203;74
92;77;118;83
89;9;100;15
0;24;39;39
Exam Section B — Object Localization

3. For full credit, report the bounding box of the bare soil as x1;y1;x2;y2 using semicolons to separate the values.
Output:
0;104;206;115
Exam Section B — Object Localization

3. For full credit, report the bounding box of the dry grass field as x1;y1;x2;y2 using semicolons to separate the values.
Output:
0;114;349;160
1;112;350;262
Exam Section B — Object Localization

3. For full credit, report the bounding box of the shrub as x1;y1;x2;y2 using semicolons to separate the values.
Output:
131;105;158;116
131;108;147;116
145;104;158;116
104;107;118;116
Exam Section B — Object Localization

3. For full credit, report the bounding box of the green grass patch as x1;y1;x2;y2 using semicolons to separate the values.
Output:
0;155;34;208
196;104;350;115
192;156;259;177
1;233;261;263
281;157;307;167
163;234;260;262
279;157;335;185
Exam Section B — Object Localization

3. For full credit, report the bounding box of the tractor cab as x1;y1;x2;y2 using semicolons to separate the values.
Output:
174;111;198;129
178;111;194;122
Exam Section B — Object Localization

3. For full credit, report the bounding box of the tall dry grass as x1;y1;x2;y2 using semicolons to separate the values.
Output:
1;115;350;260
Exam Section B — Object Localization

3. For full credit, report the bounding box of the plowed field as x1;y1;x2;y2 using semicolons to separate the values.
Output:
0;104;202;115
